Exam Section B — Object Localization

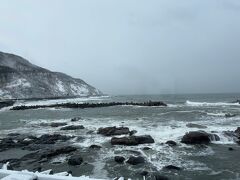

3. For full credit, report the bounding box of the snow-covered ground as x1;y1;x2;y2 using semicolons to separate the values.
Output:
0;169;105;180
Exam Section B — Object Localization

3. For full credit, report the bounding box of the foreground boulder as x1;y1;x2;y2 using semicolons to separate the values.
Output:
181;131;212;144
68;155;83;166
41;146;77;158
126;156;145;165
155;174;169;180
60;125;84;131
163;165;182;171
225;113;236;118
111;135;154;146
165;140;177;146
36;134;72;144
89;145;102;149
235;127;240;135
98;126;130;136
114;156;125;163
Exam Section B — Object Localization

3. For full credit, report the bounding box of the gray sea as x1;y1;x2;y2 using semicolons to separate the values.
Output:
0;93;240;180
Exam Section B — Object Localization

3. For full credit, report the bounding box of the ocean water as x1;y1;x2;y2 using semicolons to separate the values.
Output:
0;93;240;180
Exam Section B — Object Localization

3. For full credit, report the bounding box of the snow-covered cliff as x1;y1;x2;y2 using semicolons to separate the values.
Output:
0;51;103;99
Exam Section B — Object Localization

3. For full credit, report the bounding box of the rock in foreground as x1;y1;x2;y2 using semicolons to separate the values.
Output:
181;131;211;144
111;135;154;146
126;156;145;165
98;126;130;136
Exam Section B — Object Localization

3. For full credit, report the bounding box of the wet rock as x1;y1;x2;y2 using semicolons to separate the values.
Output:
0;159;20;169
126;156;145;165
225;113;236;118
209;134;220;141
111;135;154;146
50;122;68;127
0;100;15;109
98;126;130;136
233;100;240;104
235;127;240;135
68;155;83;166
114;156;125;163
155;174;169;180
129;130;137;136
41;146;77;158
140;171;149;176
142;147;152;150
166;140;177;146
36;134;72;144
71;117;82;122
89;145;102;150
86;130;95;134
164;165;182;171
60;125;85;131
0;138;17;150
7;133;21;137
181;131;212;144
186;123;207;129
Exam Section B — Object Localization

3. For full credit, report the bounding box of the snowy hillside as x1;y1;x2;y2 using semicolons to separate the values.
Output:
0;51;103;99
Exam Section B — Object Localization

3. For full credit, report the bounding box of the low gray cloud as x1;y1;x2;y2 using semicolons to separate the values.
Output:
0;0;240;94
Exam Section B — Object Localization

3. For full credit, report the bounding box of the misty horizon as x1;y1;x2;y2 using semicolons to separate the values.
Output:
1;0;240;95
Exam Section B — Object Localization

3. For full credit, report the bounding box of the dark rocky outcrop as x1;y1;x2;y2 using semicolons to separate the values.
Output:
71;117;82;122
111;135;155;146
165;140;177;146
50;122;68;127
181;131;212;144
140;171;149;176
0;100;15;109
89;145;102;150
41;146;77;158
164;165;182;171
114;156;125;163
68;155;83;166
0;133;74;152
225;113;236;118
155;174;169;180
129;130;138;136
186;123;207;129
35;134;72;144
235;127;240;135
60;125;84;131
126;156;145;165
98;126;130;136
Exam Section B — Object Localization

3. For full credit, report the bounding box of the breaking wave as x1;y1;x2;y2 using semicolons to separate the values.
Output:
186;100;240;107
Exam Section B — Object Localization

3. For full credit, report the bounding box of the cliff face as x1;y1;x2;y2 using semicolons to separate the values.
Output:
0;52;103;99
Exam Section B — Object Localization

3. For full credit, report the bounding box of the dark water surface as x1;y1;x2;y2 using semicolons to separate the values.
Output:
0;94;240;180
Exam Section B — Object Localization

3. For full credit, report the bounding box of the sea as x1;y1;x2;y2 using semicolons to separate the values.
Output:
0;93;240;180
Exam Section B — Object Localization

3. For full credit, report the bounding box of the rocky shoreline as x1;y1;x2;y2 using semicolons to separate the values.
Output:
0;116;239;179
10;101;167;111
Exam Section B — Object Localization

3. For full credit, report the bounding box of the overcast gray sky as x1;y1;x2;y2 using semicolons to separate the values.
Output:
0;0;240;95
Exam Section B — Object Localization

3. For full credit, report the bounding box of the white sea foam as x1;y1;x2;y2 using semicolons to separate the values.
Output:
186;100;240;107
207;112;226;117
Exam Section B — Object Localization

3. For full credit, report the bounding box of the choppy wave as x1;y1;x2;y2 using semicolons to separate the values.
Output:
206;112;226;117
186;100;240;107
